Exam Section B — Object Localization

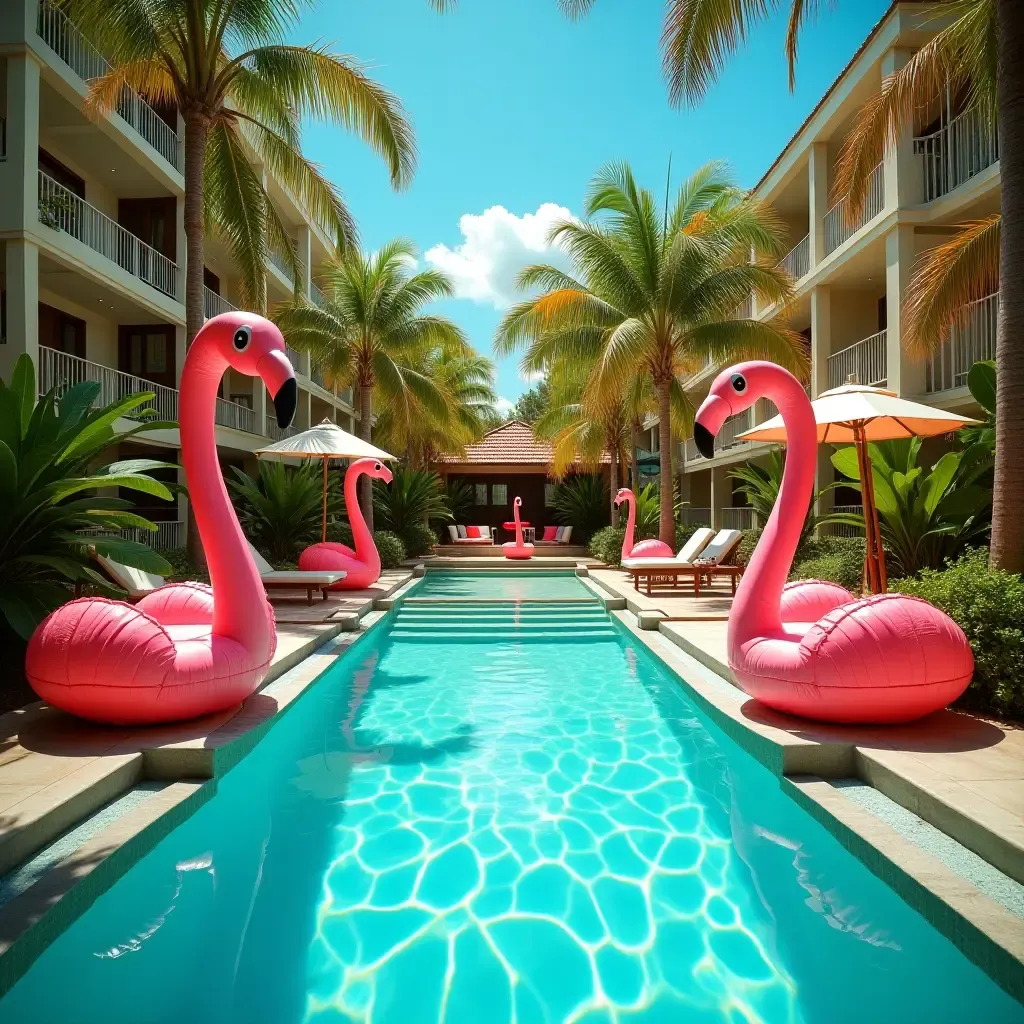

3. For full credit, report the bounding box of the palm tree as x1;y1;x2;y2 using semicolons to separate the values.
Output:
374;349;500;466
275;239;470;530
564;0;1021;572
496;161;805;545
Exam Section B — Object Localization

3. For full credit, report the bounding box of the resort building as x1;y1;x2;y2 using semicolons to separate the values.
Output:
663;0;998;532
0;0;356;548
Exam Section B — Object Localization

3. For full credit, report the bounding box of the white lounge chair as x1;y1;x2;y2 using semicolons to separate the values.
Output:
446;525;493;545
535;526;574;545
95;553;166;599
623;528;745;596
621;527;715;570
247;544;346;604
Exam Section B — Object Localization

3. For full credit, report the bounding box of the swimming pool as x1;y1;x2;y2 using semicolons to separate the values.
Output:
413;570;594;601
1;599;1020;1023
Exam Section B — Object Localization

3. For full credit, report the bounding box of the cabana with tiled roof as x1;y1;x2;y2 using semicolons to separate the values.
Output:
435;420;611;542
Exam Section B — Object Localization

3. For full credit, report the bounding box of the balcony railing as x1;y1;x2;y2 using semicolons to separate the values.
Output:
828;330;887;390
831;504;864;539
915;106;999;203
927;291;999;393
203;287;237;320
779;233;810;280
310;280;327;308
285;345;304;374
824;163;884;255
264;415;299;442
722;507;758;532
215;396;256;433
39;171;179;299
268;247;294;282
36;1;183;172
79;520;185;551
38;346;179;420
684;408;753;462
679;507;712;527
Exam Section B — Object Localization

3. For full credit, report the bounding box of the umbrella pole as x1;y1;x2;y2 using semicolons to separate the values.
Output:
855;426;880;594
322;456;328;544
866;457;887;593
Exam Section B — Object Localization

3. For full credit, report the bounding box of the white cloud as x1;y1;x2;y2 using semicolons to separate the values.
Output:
494;396;516;416
425;203;574;309
519;368;546;385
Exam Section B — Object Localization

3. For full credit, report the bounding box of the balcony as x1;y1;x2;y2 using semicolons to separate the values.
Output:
268;248;294;283
203;286;237;320
927;291;998;393
915;106;999;203
36;1;183;172
79;520;185;551
38;170;179;299
831;504;864;539
215;396;256;433
828;330;887;390
265;414;299;442
779;233;810;280
722;507;757;531
39;346;178;420
824;163;884;255
684;408;753;462
310;281;327;308
679;507;712;526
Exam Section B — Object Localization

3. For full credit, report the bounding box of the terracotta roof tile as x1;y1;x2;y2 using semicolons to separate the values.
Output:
438;420;610;465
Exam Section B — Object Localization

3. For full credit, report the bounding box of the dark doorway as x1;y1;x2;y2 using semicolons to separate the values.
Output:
39;303;86;357
118;324;176;388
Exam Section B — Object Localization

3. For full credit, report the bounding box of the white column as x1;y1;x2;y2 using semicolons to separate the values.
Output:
298;386;312;429
808;142;829;268
1;53;40;233
882;48;920;211
710;466;729;531
2;239;39;379
885;223;921;396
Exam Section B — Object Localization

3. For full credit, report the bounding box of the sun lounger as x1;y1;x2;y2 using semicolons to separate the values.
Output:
247;544;346;604
625;528;744;596
621;527;715;570
95;553;166;599
535;526;574;545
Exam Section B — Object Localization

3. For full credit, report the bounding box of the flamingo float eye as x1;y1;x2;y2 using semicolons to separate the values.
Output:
374;462;382;471
233;326;252;351
731;373;747;393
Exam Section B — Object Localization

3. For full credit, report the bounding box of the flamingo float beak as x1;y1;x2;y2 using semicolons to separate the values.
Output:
259;349;298;428
693;393;733;461
379;464;394;485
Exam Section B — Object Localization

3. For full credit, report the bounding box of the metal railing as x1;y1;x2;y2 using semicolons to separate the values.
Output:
268;247;294;282
340;386;355;407
824;163;884;255
927;291;999;393
38;346;179;420
679;507;712;526
36;1;183;172
264;414;299;441
915;105;999;203
779;233;810;280
731;295;753;320
684;408;753;462
830;504;864;539
215;396;256;433
79;520;185;552
38;171;179;299
203;286;237;320
827;330;887;390
722;507;758;532
285;344;305;374
309;280;327;308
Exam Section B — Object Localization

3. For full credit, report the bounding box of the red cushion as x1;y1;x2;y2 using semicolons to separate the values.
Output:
543;526;558;541
466;525;481;538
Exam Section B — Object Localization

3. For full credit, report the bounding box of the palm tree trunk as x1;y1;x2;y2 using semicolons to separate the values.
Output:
184;112;209;568
630;421;640;488
656;378;673;546
609;444;619;527
993;0;1024;573
358;382;374;533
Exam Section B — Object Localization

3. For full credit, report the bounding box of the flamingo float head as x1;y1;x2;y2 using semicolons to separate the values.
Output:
693;360;778;460
203;312;297;428
613;487;633;508
514;496;522;509
352;457;394;485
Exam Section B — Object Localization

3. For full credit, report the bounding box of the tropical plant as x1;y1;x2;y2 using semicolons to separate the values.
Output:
0;354;177;638
894;549;1024;717
832;437;992;577
961;359;997;450
514;380;551;423
324;522;407;569
496;160;805;546
276;240;469;530
373;465;452;553
442;480;475;527
790;536;867;593
551;474;610;542
228;460;339;563
729;449;848;549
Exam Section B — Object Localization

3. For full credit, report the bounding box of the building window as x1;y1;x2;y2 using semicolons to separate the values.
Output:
492;484;508;506
545;483;556;506
475;483;488;505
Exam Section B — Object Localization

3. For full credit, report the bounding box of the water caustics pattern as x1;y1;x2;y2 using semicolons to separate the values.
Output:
1;574;1021;1024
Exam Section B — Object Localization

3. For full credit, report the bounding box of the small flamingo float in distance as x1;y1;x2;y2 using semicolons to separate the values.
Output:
502;497;534;560
299;458;394;589
615;488;673;562
692;361;973;724
26;313;299;725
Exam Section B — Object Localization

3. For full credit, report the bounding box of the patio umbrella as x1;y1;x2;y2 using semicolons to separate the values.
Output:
256;419;396;542
737;380;978;594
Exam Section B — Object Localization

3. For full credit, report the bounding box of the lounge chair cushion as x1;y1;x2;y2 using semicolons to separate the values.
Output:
447;525;459;542
479;525;491;539
677;527;715;562
695;528;743;565
466;525;481;538
96;554;165;599
555;526;566;542
457;525;468;539
247;543;346;584
543;526;558;541
561;526;572;543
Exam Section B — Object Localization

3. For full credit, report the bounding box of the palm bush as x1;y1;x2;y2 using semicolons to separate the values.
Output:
442;480;475;527
552;475;610;542
791;536;867;593
373;466;451;553
832;438;991;577
0;354;177;638
228;461;340;563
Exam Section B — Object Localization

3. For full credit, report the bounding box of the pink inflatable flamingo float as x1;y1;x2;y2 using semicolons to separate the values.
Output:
26;313;298;725
692;362;973;724
615;488;673;561
298;458;394;589
502;497;534;559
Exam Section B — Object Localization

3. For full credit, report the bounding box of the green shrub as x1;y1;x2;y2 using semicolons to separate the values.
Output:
589;525;626;566
325;521;353;547
161;547;210;583
374;531;407;570
400;521;436;557
790;536;866;592
737;528;762;566
553;475;609;542
893;549;1024;717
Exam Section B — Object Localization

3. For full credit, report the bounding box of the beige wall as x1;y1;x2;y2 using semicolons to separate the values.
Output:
829;288;884;352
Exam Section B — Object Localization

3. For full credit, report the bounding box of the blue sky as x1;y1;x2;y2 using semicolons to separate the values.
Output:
295;0;892;412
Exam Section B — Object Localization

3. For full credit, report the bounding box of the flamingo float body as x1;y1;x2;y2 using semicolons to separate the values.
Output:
615;488;673;561
502;497;534;559
693;362;973;724
26;314;298;725
299;458;393;589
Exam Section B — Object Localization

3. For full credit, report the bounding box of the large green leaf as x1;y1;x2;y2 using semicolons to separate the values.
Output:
58;392;163;461
920;452;960;517
54;380;101;430
0;440;16;504
90;538;172;576
0;385;22;458
831;446;860;481
9;354;35;435
0;581;72;640
967;360;996;415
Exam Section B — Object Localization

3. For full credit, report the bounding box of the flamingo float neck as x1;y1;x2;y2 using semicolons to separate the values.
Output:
513;497;524;547
730;372;818;645
180;339;271;650
344;461;374;561
621;491;637;556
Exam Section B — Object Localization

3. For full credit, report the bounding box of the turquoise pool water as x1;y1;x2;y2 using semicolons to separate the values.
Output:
415;570;593;600
1;602;1020;1023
